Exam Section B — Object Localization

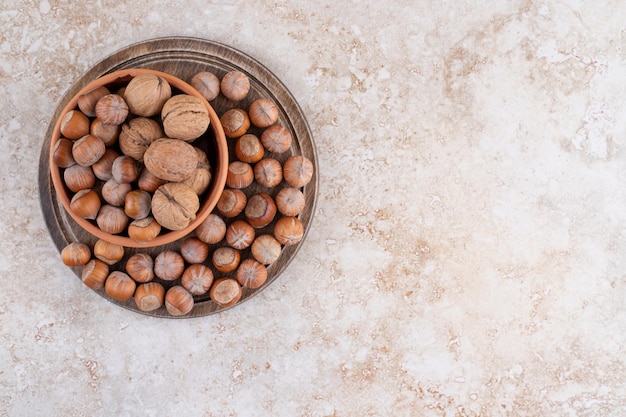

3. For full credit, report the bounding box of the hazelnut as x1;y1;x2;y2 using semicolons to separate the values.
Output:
209;278;242;307
216;188;247;218
105;271;136;301
61;242;91;267
101;179;132;207
244;192;277;228
274;216;304;245
283;155;314;188
96;205;129;235
275;187;305;217
72;134;106;167
63;164;95;193
134;282;165;312
251;234;282;265
95;94;129;125
93;239;124;265
180;237;209;264
161;94;210;141
127;216;161;244
137;168;167;193
211;246;240;273
226;161;254;189
91;148;120;181
125;253;154;283
124;73;172;117
261;124;292;154
90;118;121;147
119;117;164;161
124;189;151;220
60;110;90;140
253;158;283;188
249;98;278;128
195;213;227;244
143;138;198;182
220;71;250;101
154;250;185;281
235;134;264;163
70;189;101;220
220;108;250;138
111;155;139;184
77;86;111;117
236;258;267;289
81;259;109;289
165;286;194;316
52;138;76;168
225;219;255;250
151;182;199;231
191;71;220;101
181;264;214;295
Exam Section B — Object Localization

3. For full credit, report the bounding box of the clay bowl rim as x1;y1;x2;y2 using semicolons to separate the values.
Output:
49;68;229;248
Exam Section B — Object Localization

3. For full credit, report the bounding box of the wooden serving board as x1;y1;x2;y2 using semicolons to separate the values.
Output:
38;37;318;317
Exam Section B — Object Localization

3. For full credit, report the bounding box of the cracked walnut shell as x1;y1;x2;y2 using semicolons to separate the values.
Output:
151;182;200;231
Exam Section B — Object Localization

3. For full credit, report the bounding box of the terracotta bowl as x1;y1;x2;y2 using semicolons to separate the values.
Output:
49;68;228;248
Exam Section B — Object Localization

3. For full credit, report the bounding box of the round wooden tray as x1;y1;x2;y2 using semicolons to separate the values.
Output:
38;37;318;317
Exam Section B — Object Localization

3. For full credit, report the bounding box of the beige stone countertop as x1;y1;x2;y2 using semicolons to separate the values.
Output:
2;1;626;416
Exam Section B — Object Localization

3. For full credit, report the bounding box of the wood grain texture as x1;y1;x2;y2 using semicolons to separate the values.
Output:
38;37;318;318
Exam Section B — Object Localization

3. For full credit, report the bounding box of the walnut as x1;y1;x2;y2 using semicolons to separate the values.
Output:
118;117;164;161
151;182;199;231
161;95;210;141
123;74;172;117
182;147;212;195
143;138;198;182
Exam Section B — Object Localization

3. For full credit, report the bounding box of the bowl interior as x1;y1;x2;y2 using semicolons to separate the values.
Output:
49;68;228;248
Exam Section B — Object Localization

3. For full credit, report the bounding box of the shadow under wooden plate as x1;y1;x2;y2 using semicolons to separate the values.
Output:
38;37;318;318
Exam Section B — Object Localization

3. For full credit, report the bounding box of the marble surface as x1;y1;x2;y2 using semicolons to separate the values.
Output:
1;0;626;415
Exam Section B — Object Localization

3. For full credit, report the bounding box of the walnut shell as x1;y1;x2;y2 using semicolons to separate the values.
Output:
143;138;198;182
161;95;210;141
119;117;164;161
151;182;200;231
123;73;172;117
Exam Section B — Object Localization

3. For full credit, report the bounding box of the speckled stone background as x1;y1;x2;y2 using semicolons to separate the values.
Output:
2;0;626;416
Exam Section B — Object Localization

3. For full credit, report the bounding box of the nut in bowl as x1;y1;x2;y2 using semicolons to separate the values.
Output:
49;69;228;248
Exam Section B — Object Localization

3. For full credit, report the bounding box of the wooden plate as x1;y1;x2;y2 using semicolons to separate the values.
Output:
38;37;318;317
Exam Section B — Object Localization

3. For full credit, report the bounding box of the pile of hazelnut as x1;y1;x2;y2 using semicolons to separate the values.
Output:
58;69;314;315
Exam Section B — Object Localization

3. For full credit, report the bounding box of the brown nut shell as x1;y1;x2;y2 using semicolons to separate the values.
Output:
119;117;164;161
52;138;76;168
195;213;227;244
251;234;282;265
143;138;198;182
151;182;199;231
90;118;121;147
236;258;268;289
127;216;162;243
225;219;255;250
216;188;247;218
253;158;283;188
72;134;106;167
93;239;124;266
124;73;172;117
283;155;314;188
61;242;91;267
181;264;214;295
275;187;306;217
134;282;165;312
180;237;209;264
249;98;279;128
77;86;111;117
101;179;132;207
124;189;152;220
105;271;136;301
111;155;139;184
220;108;250;138
63;164;95;193
209;277;242;307
211;246;240;273
96;205;129;235
125;253;154;283
70;189;101;220
191;71;220;102
161;94;210;141
244;192;277;228
165;286;194;316
60;110;90;140
91;148;120;181
234;134;264;163
274;216;304;246
95;94;129;125
226;161;254;189
154;250;185;281
261;124;292;154
81;259;109;289
220;71;250;101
